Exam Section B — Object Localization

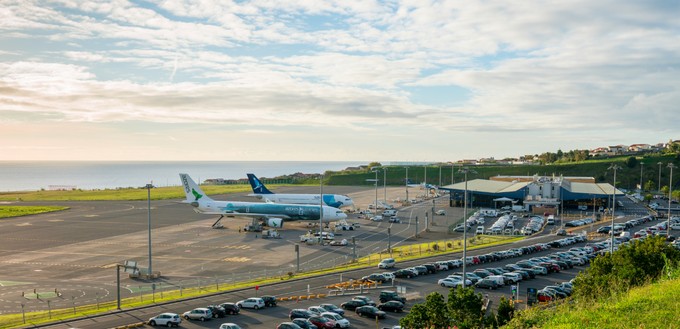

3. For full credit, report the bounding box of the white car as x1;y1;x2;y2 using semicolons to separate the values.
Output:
371;215;384;221
502;272;522;283
219;324;243;329
382;272;396;281
236;297;265;310
438;277;469;288
183;308;212;321
148;312;182;327
308;306;326;315
321;312;351;328
671;223;680;230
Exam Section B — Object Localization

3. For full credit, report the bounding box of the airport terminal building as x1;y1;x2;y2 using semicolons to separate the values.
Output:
439;175;624;215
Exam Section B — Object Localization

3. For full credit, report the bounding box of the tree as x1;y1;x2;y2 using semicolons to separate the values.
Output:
496;296;515;326
644;180;656;192
644;193;653;204
399;303;431;329
661;185;670;195
448;287;484;329
399;292;450;329
367;162;382;170
625;156;638;168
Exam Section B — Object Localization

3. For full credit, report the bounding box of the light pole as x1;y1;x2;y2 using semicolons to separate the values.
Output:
405;167;409;202
667;163;676;236
458;167;475;286
658;162;663;192
439;165;442;187
319;174;324;236
607;164;621;254
369;169;379;215
145;183;154;276
640;162;644;192
451;165;454;185
383;168;387;204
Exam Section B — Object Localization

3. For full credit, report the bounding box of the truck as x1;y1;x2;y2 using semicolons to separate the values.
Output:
382;209;398;217
335;221;359;231
261;229;281;239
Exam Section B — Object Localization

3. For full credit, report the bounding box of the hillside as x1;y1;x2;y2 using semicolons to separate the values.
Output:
324;155;679;192
504;276;680;329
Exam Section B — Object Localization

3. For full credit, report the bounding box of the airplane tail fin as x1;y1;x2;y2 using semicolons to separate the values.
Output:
247;173;274;194
179;173;212;203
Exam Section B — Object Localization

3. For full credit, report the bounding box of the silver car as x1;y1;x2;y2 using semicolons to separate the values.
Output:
148;312;181;327
182;307;212;321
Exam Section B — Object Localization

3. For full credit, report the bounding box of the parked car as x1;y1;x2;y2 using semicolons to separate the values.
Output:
289;309;315;320
219;302;240;315
378;300;404;312
308;315;336;329
236;297;265;309
320;312;351;328
277;322;304;329
206;305;227;318
261;295;278;307
378;258;396;269
340;300;366;310
307;306;327;315
182;308;212;321
219;324;243;329
393;269;415;279
319;303;344;316
355;306;387;319
475;278;499;290
291;318;318;329
148;312;181;327
352;295;377;306
379;290;406;303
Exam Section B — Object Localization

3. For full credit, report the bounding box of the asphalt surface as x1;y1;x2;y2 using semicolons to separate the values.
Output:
1;187;659;329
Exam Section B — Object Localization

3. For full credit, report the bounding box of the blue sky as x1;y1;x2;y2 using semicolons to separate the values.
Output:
1;0;678;161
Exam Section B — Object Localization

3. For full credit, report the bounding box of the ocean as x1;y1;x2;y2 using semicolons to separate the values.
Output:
0;161;364;192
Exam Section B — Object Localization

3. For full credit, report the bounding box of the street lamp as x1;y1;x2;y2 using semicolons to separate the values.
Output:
319;174;324;236
458;167;476;286
658;162;663;192
144;183;154;276
439;165;442;187
667;163;676;236
405;167;409;202
383;168;387;205
369;169;380;215
607;164;621;254
640;162;644;192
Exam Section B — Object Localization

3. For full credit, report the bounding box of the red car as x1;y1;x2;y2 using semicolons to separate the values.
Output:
308;316;336;329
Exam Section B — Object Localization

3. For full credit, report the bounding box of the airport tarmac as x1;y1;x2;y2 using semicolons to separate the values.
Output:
0;185;458;314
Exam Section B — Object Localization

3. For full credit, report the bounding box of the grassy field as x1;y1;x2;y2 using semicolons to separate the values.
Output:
505;276;680;329
0;206;69;218
0;184;296;201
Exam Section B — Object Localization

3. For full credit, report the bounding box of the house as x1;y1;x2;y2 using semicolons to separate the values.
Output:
629;144;652;152
608;145;628;154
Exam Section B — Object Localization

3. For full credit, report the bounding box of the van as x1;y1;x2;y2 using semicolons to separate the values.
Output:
475;226;485;235
546;215;555;225
486;275;505;287
378;258;395;269
382;209;398;217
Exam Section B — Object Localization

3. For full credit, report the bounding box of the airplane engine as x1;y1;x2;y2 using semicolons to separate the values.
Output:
267;218;284;228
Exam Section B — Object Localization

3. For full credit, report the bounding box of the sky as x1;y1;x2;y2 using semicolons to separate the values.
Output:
1;0;679;162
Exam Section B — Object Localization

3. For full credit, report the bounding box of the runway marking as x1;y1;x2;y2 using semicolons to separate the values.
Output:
222;257;250;262
47;219;64;222
15;223;32;226
101;263;118;269
83;215;99;217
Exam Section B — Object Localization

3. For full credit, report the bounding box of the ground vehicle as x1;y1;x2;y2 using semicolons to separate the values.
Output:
340;300;366;310
378;258;395;269
319;303;345;316
378;300;404;312
388;216;401;223
206;305;227;318
219;303;240;315
148;312;181;327
291;318;318;329
308;315;336;329
476;226;485;234
329;239;348;246
382;209;397;217
502;272;521;283
219;324;243;329
486;275;505;287
475;278;499;289
356;306;387;319
183;308;212;321
436;209;446;215
435;261;450;271
236;297;265;309
308;306;327;315
546;215;555;225
290;309;315;320
320;312;350;328
379;290;406;303
393;269;415;278
277;322;304;329
371;215;384;221
261;295;277;307
362;273;387;283
352;295;377;306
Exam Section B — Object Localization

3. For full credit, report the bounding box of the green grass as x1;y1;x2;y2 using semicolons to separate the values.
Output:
0;184;300;201
505;277;680;329
0;206;69;218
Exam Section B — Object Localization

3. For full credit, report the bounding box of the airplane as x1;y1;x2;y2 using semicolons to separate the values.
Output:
180;173;347;228
405;179;438;190
246;173;354;208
